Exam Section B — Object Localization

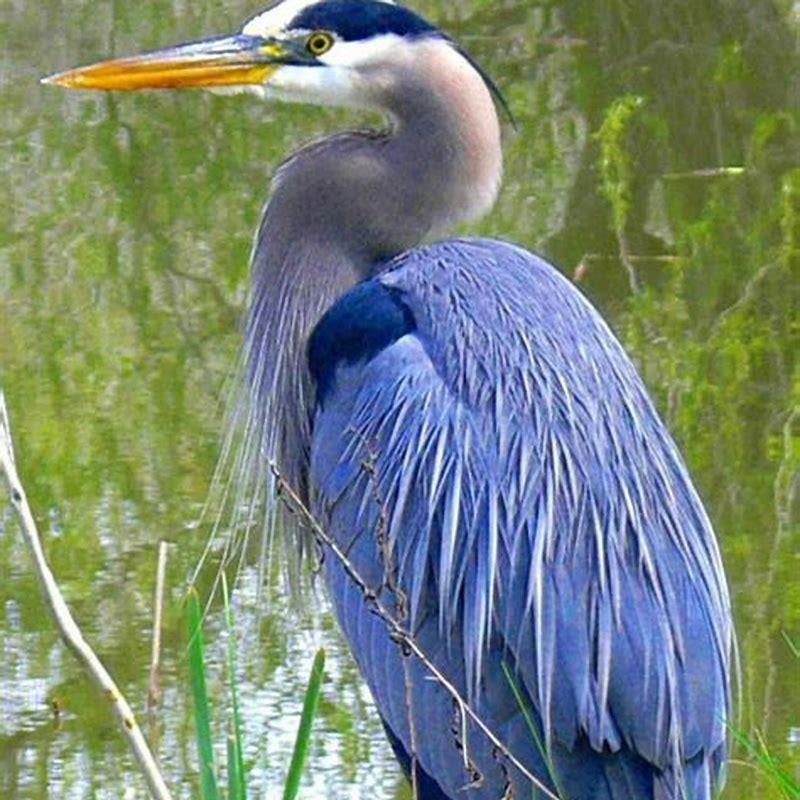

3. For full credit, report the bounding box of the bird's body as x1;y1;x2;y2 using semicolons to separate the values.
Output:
309;239;729;798
46;3;733;797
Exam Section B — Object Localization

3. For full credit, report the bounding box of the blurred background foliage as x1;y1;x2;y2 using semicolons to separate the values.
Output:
0;0;797;797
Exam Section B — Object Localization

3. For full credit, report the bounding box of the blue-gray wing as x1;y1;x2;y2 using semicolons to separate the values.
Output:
308;238;732;799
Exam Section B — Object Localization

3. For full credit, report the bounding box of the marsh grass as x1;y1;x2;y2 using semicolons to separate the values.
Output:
724;633;799;800
185;586;325;800
728;725;798;800
501;661;567;799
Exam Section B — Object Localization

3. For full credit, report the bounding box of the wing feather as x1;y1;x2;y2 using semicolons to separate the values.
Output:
309;238;731;799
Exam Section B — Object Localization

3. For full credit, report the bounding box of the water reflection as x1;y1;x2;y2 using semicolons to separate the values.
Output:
0;0;797;798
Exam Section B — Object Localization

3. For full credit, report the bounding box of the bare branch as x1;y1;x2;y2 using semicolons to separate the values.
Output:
0;392;173;800
661;166;746;179
149;540;170;713
270;462;560;800
616;228;640;295
708;263;774;339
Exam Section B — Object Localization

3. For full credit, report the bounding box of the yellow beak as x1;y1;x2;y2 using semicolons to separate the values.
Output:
41;34;298;91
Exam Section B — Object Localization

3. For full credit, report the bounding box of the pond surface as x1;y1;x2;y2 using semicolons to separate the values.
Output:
1;1;798;798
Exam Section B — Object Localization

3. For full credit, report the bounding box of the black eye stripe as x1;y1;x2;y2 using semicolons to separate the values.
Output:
289;0;437;42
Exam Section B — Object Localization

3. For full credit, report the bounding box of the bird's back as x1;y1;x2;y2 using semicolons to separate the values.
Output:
308;237;732;799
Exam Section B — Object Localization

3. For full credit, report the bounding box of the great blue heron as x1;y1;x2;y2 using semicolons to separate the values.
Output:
45;2;733;798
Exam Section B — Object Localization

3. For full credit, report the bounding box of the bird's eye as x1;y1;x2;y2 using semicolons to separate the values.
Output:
306;31;334;57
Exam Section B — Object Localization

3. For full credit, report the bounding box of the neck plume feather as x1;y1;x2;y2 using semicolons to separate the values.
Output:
235;39;502;503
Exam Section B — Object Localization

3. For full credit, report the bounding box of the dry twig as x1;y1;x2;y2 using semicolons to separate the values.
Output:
149;540;170;713
0;392;173;800
270;462;560;800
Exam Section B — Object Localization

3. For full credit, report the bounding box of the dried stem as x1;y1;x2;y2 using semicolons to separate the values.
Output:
149;540;170;713
270;462;559;800
708;263;774;339
616;227;640;294
0;392;173;800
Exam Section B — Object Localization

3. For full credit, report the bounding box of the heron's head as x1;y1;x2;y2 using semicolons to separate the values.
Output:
43;0;508;120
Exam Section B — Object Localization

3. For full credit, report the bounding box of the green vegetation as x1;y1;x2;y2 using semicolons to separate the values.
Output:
187;589;222;800
724;635;800;799
186;587;326;800
501;661;566;800
596;94;646;234
282;649;326;800
222;577;247;800
729;725;799;800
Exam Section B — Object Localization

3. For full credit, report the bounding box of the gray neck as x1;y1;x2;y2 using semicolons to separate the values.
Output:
244;39;502;491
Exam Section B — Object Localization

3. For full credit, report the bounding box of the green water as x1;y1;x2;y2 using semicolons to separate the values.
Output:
0;1;797;798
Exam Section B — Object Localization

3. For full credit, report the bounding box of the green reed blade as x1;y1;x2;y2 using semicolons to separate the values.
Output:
781;630;800;660
222;574;246;800
729;725;799;799
501;660;565;800
186;588;220;800
227;732;244;800
282;648;326;800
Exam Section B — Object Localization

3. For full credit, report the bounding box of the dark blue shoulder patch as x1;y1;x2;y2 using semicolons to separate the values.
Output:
289;0;438;42
308;280;416;406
